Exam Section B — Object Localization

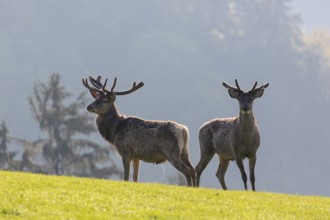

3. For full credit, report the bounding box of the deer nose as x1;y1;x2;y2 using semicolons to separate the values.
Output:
87;105;93;112
242;106;250;112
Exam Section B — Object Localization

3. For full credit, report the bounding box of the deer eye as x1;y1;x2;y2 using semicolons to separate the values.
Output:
101;98;108;104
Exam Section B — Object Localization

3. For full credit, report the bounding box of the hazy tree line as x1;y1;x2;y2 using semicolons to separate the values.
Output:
1;0;330;194
0;73;123;179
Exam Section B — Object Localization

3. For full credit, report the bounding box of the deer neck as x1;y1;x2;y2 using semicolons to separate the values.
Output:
238;110;256;135
96;104;123;144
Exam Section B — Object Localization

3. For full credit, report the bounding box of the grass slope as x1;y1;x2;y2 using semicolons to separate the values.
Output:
0;171;329;220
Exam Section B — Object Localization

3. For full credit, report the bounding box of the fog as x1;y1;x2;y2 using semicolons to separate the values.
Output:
1;0;330;196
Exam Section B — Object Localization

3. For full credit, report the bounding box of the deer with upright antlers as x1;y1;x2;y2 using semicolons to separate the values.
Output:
195;79;269;191
82;76;196;186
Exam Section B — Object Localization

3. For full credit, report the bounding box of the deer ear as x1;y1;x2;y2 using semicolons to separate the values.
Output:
89;90;101;99
254;89;264;98
254;83;269;98
112;94;116;101
107;93;116;102
228;89;239;99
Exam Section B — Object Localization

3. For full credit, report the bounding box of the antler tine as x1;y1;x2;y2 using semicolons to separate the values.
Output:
261;82;269;89
115;81;144;96
82;78;91;89
235;79;242;91
82;78;88;88
254;82;269;91
110;77;117;93
82;78;103;93
222;82;229;89
89;75;103;89
223;81;238;91
250;81;258;92
101;78;112;94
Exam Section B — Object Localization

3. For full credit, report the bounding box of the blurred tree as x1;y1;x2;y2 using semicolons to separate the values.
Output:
303;29;330;96
0;121;33;171
28;73;122;178
0;121;16;169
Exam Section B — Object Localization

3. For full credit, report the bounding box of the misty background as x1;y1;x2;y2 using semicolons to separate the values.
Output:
1;0;330;196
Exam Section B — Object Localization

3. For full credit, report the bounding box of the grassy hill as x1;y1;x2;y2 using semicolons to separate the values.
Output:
0;171;329;219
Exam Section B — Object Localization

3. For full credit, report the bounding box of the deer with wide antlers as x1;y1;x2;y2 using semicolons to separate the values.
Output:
195;79;269;191
82;76;196;186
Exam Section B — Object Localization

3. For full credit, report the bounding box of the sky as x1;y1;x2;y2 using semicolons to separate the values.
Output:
291;0;330;30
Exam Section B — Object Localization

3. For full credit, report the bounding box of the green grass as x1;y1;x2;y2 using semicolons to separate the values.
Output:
0;171;329;220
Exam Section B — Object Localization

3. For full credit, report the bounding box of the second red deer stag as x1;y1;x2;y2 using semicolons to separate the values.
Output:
195;79;269;191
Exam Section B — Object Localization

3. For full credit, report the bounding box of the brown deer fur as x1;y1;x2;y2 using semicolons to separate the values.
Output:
195;79;269;191
83;76;196;186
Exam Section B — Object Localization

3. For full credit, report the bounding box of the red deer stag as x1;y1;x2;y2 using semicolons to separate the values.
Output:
195;79;269;191
82;76;195;186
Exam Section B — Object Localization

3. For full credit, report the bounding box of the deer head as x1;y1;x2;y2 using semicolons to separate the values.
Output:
82;76;144;114
222;79;269;114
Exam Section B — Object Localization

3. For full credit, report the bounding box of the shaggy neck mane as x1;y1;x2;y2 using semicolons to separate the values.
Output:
96;104;123;144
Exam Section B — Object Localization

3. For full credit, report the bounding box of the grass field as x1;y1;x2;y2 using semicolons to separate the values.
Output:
0;171;329;219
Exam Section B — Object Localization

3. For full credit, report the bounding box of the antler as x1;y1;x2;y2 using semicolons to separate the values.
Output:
223;79;269;94
259;82;269;89
110;77;117;93
250;81;258;92
235;79;242;92
115;80;144;96
82;75;112;96
89;76;103;89
84;75;112;94
223;79;242;92
83;76;144;96
82;77;104;94
103;77;144;95
251;82;269;92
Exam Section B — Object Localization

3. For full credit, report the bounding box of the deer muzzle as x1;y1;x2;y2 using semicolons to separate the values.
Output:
242;106;249;112
241;106;252;114
87;105;95;113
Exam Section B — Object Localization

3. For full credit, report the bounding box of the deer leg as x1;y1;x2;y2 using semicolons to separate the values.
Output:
122;158;131;181
236;159;248;190
195;147;215;187
167;157;193;186
216;157;229;190
132;159;140;182
249;155;257;191
181;153;196;187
